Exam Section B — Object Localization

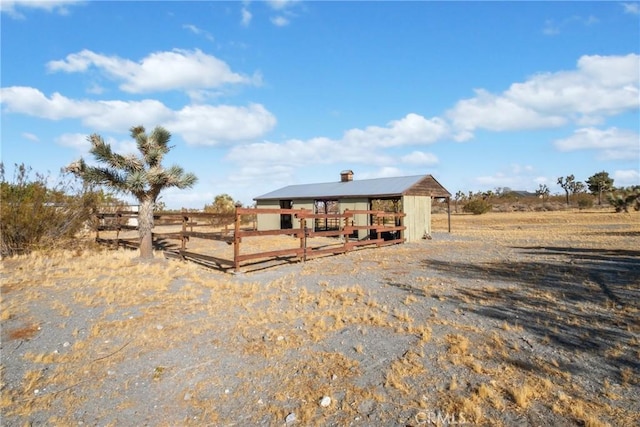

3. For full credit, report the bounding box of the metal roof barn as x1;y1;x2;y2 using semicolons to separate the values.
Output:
254;174;451;201
254;172;451;242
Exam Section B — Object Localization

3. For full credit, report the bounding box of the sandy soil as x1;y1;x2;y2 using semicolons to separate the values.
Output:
1;210;639;426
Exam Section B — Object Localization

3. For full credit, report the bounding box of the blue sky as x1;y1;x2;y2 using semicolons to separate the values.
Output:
1;0;639;209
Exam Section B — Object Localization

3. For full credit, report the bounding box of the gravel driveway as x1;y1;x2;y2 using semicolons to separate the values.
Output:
2;213;639;426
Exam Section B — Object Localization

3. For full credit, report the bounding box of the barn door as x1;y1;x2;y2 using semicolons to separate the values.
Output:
280;200;293;229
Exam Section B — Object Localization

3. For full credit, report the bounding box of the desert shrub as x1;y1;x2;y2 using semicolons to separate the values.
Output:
204;193;238;227
463;199;492;215
608;186;640;213
575;194;595;210
0;163;102;257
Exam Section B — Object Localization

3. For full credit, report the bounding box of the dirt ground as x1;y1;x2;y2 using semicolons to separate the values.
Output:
1;210;639;426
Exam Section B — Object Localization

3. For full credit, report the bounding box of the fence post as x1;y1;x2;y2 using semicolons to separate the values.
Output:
94;213;100;241
300;217;307;262
376;212;382;247
342;210;350;253
115;212;121;249
181;209;187;255
234;207;241;272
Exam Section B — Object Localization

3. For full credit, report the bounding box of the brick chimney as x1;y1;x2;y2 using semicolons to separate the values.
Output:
340;170;354;182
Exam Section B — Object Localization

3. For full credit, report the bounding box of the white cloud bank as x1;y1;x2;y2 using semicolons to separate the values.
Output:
2;51;637;198
47;49;260;94
226;113;446;170
222;53;639;192
0;86;276;145
0;0;82;18
554;127;640;160
447;53;639;140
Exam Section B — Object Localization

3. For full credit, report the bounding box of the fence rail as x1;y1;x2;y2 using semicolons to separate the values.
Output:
93;207;405;272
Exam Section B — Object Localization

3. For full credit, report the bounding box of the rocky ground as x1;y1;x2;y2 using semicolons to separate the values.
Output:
1;211;639;426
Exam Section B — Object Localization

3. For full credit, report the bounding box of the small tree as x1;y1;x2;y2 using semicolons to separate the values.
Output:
608;186;640;213
586;171;614;205
557;175;583;206
463;198;492;215
454;191;466;213
0;163;102;257
68;125;197;259
204;193;239;227
535;184;550;202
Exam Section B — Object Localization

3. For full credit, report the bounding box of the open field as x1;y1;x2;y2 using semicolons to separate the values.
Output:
1;210;639;426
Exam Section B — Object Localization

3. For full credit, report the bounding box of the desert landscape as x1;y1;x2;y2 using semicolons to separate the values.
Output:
1;210;639;426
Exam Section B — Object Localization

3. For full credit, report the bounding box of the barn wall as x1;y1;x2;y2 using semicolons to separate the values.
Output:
339;198;370;239
293;200;314;229
255;199;316;231
255;200;281;231
402;195;431;242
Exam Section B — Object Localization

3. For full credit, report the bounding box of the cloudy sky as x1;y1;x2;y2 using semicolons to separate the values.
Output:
1;0;638;208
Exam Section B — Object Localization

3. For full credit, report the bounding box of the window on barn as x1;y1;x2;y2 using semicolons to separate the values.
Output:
314;199;340;231
369;198;402;240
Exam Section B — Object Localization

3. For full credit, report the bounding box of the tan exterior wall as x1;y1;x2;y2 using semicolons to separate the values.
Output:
292;200;314;229
402;195;431;242
255;200;314;230
339;198;370;239
255;200;281;230
258;196;433;242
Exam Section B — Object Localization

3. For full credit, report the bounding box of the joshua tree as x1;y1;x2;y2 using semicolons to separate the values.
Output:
535;184;550;202
68;125;197;259
557;175;578;205
586;171;614;205
454;191;466;213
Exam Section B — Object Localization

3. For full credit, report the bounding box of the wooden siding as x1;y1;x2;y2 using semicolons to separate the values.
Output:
339;198;370;240
403;175;451;198
402;195;431;242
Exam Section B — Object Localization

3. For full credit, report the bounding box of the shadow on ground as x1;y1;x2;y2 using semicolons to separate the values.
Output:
419;246;640;379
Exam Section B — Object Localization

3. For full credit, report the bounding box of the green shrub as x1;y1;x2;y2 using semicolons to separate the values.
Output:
0;163;102;257
575;194;594;210
608;186;640;213
462;199;492;215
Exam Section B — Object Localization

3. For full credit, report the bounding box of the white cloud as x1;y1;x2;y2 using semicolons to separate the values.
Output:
554;127;640;160
167;103;277;145
622;2;640;15
613;169;640;186
362;167;405;179
241;6;252;26
0;86;98;120
447;54;640;139
474;164;539;190
542;19;560;36
400;151;439;166
21;132;39;142
542;15;599;36
226;112;447;172
55;133;88;150
448;88;567;135
344;114;450;148
56;133;137;156
47;49;256;94
183;24;214;42
267;0;300;10
1;0;82;18
270;16;289;26
0;86;276;145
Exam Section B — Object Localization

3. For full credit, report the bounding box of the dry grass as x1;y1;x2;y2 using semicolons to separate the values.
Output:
2;209;639;425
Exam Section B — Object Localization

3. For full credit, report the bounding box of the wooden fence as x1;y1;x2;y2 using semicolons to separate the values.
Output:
94;207;405;272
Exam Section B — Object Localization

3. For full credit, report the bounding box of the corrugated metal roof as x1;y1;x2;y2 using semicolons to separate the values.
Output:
254;175;428;200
